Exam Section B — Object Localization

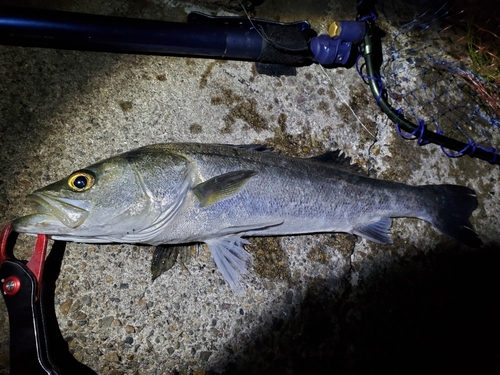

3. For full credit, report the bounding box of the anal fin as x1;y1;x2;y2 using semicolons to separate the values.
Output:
352;217;393;244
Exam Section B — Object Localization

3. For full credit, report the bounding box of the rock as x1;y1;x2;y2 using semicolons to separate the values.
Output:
59;299;73;315
104;352;120;362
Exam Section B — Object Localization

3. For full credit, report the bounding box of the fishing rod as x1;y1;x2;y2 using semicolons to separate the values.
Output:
0;6;363;68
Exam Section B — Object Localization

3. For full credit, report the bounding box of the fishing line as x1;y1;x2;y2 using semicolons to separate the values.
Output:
237;1;375;138
318;64;376;139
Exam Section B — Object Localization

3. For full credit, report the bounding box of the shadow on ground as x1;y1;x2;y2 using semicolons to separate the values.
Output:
218;243;500;375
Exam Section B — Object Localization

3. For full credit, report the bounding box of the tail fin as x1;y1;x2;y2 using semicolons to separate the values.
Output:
424;185;482;247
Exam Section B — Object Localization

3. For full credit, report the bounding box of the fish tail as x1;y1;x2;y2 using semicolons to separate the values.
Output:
423;185;482;247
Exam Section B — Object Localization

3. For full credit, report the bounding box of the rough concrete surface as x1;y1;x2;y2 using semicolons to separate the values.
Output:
0;0;499;374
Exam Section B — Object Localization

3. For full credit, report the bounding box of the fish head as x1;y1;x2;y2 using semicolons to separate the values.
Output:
11;155;155;239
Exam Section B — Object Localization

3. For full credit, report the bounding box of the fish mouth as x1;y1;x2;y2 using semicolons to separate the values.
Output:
12;192;92;233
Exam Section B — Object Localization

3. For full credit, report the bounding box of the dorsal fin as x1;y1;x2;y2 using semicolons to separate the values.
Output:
225;144;275;153
309;150;368;176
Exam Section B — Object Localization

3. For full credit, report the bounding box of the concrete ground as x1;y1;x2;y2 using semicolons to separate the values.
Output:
0;1;499;374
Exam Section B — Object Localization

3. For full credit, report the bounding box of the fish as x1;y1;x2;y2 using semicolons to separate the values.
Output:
12;143;482;294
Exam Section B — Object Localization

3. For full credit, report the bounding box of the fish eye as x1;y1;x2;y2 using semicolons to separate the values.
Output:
68;171;95;192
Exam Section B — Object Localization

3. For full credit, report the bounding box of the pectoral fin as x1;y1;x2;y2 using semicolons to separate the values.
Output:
193;170;257;207
352;217;393;244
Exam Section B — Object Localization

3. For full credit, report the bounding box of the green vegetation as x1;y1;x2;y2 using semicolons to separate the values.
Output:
467;21;500;85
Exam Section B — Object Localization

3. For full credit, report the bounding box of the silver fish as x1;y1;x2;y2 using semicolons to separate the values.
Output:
12;143;482;294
